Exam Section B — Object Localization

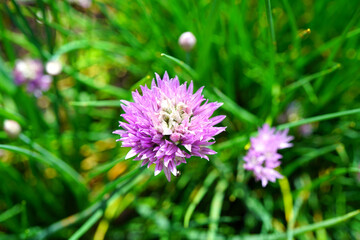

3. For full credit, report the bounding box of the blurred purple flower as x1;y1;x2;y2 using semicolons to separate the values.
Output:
299;124;313;137
13;58;52;97
113;72;226;181
244;124;293;187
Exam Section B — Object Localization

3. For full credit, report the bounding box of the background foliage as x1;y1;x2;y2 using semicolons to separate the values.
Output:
1;0;360;239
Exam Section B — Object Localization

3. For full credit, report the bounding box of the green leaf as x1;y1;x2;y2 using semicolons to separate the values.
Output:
211;88;260;125
0;203;23;223
68;209;103;240
285;64;341;92
130;75;152;92
207;179;228;240
87;157;125;180
19;134;86;187
160;53;198;80
297;167;360;194
184;170;218;228
92;167;144;203
277;108;360;130
292;209;360;237
230;209;360;240
283;145;338;176
0;56;16;95
52;40;131;59
63;65;130;99
70;100;121;108
213;135;247;152
0;108;26;126
0;135;88;202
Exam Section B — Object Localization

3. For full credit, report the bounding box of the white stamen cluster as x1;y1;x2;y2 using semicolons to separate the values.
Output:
155;98;192;139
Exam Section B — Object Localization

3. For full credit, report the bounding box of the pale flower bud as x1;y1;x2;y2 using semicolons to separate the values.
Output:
69;0;92;8
46;60;63;76
3;120;21;139
178;32;196;51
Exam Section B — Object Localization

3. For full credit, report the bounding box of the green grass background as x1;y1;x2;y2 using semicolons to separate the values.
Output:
0;0;360;239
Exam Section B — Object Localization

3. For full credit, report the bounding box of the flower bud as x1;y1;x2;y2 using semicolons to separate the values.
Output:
46;60;62;76
3;120;21;139
69;0;92;8
178;32;196;51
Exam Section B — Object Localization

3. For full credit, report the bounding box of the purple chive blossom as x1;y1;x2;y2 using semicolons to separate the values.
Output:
113;72;226;181
13;58;52;97
243;124;293;187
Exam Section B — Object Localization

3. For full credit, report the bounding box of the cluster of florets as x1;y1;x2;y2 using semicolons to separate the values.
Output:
13;58;52;97
243;124;293;187
113;72;226;181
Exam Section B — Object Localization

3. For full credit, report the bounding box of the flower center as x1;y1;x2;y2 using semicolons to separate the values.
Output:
153;97;192;142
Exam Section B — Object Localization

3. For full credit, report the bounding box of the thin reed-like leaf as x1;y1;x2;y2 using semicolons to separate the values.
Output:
184;170;218;228
70;100;121;108
277;108;360;130
160;53;198;80
69;210;103;240
207;179;228;240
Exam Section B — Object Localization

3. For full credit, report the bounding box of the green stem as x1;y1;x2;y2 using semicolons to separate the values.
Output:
68;210;103;240
264;0;276;51
161;53;198;80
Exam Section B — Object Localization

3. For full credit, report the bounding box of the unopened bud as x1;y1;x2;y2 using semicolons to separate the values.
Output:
69;0;92;8
3;120;21;139
178;32;196;51
46;60;62;76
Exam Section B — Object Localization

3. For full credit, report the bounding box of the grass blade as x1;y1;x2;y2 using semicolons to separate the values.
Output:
230;209;360;240
92;167;144;203
207;179;228;240
285;63;341;92
69;209;103;240
296;28;360;68
277;108;360;130
161;53;198;80
0;56;16;95
283;145;338;176
211;88;260;125
297;167;360;194
314;8;360;90
70;100;121;108
130;75;152;91
292;209;360;237
213;135;247;152
0;143;87;198
0;204;23;223
87;157;125;180
19;134;86;187
63;65;130;99
52;40;131;59
279;177;293;223
0;108;26;126
184;170;218;228
264;0;277;50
